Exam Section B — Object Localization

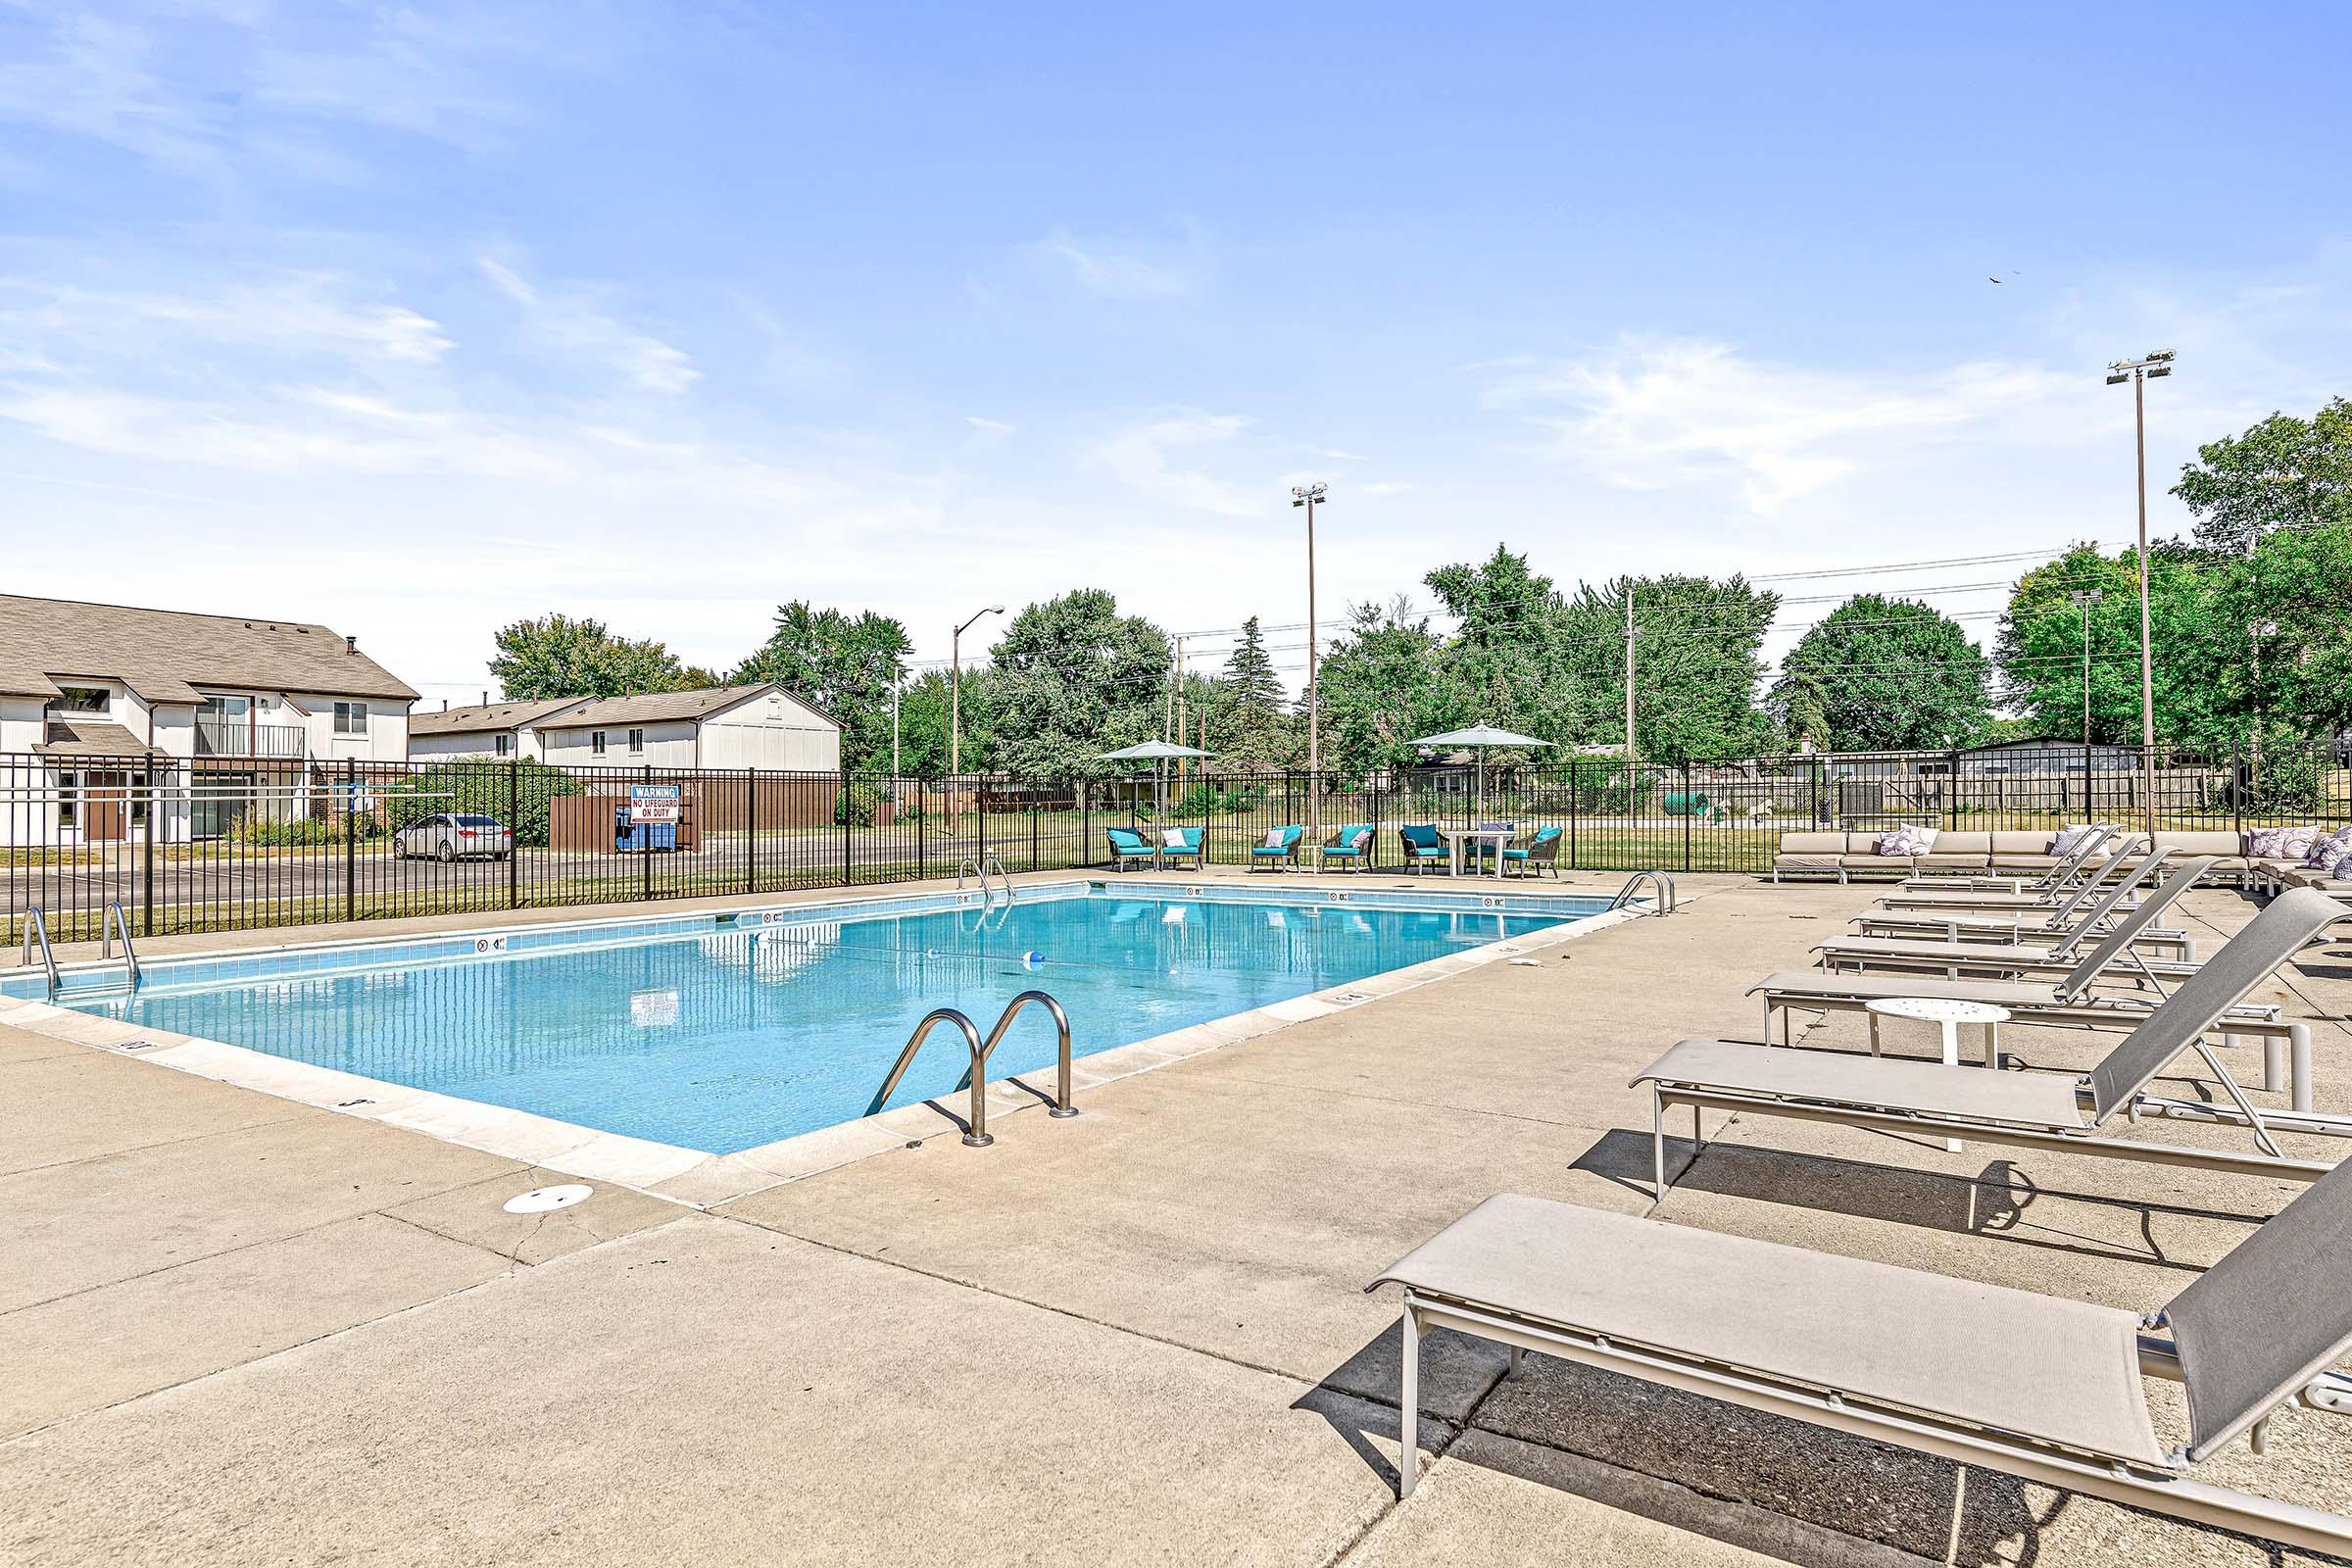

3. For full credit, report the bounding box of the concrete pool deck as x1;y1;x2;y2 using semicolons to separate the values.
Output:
5;869;2352;1564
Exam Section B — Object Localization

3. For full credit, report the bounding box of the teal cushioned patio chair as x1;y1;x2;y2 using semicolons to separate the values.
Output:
1160;826;1204;869
1398;823;1452;874
1502;825;1563;878
1250;825;1304;871
1321;823;1374;871
1104;826;1156;871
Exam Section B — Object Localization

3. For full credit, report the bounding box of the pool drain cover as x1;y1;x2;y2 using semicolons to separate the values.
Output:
504;1184;593;1214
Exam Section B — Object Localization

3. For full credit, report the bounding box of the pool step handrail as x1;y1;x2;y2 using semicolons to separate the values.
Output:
980;853;1013;906
101;901;141;990
1611;870;1678;916
955;855;1014;910
967;990;1076;1119
866;1007;995;1146
864;988;1078;1146
18;906;60;997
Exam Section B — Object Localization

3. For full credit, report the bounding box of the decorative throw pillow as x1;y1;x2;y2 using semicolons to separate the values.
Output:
1161;828;1187;850
2252;825;2323;859
1875;824;1936;857
1261;828;1287;850
1350;827;1372;850
2050;823;2104;857
2301;826;2352;867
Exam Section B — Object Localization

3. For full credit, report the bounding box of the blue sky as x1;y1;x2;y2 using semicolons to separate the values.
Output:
3;2;2346;709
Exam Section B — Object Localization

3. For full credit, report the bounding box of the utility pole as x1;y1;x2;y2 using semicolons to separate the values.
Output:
890;673;901;797
2069;589;2102;744
1174;634;1187;793
1623;584;1639;769
2106;350;2174;835
1291;483;1327;831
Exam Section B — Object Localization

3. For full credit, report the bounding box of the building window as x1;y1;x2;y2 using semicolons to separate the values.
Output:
333;701;368;736
56;770;76;827
130;771;149;827
591;731;607;756
627;728;645;754
52;686;109;714
495;734;513;758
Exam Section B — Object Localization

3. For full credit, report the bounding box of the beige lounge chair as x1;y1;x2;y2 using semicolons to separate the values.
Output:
1875;839;2154;912
1371;1162;2352;1554
1814;857;2210;990
1897;823;2115;892
1644;889;2349;1191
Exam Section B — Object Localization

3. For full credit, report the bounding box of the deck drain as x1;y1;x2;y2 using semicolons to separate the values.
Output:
112;1039;161;1052
504;1184;593;1214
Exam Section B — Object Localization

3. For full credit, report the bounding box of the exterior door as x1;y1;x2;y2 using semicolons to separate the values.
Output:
82;771;127;841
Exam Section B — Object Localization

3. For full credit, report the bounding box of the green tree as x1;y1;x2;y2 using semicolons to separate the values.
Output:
1993;544;2231;747
2219;521;2352;744
981;589;1171;779
489;613;700;702
1209;615;1296;770
1770;595;1991;751
1554;574;1781;760
732;601;912;771
2173;397;2352;554
1314;597;1452;777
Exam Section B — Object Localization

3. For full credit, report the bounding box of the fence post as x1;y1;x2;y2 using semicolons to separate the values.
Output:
1947;749;1959;832
140;757;157;936
1568;759;1579;871
840;770;853;888
1030;783;1040;872
2231;741;2244;840
1682;760;1692;872
916;779;928;879
342;758;356;923
745;768;758;895
507;758;520;909
641;763;654;904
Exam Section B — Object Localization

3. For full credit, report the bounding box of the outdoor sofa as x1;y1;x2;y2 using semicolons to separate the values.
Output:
1773;825;2263;885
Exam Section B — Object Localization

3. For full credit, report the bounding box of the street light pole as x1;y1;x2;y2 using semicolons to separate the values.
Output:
2069;589;2102;745
1291;483;1327;832
950;604;1004;820
2106;350;2174;836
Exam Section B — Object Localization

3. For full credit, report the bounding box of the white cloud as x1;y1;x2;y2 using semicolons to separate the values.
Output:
0;276;451;365
1093;409;1261;516
476;256;700;395
1485;336;2076;513
963;415;1014;435
1023;225;1201;300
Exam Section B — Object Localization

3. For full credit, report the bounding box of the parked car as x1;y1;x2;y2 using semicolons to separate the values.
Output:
394;813;514;861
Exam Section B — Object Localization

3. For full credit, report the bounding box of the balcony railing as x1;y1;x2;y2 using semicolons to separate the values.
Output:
194;718;308;760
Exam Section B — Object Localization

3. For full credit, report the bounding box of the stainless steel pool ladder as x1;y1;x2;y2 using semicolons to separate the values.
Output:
864;989;1078;1148
1610;870;1677;916
101;901;140;989
956;854;1015;910
18;906;59;997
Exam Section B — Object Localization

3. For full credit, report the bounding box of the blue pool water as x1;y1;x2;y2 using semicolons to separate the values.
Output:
35;884;1603;1152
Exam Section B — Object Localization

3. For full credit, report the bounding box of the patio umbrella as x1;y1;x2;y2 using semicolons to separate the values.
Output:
1405;724;1552;819
1097;740;1214;822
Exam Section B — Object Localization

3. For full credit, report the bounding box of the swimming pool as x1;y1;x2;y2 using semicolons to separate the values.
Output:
20;882;1615;1154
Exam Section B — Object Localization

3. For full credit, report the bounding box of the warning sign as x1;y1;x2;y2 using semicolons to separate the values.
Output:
628;784;681;824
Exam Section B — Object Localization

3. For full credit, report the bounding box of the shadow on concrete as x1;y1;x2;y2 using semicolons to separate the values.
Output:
1309;1314;2058;1566
1571;1129;2274;1269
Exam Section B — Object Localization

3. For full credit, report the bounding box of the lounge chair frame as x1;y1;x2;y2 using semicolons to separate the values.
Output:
1897;823;2117;893
1383;1276;2352;1554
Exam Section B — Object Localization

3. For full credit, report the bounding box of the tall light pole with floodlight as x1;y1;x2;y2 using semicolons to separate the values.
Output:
950;605;1004;819
2069;589;2102;745
2106;350;2174;834
1291;483;1327;832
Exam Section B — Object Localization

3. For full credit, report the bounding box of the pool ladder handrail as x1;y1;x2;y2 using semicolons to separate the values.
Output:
101;901;141;989
955;854;1015;909
864;989;1077;1147
1610;870;1677;916
18;906;60;997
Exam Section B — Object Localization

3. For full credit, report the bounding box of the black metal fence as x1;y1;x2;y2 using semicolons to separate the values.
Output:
5;743;2345;944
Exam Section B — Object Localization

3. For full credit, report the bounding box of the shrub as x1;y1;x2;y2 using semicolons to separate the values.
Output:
384;759;582;847
835;778;885;827
228;815;378;847
2248;748;2326;815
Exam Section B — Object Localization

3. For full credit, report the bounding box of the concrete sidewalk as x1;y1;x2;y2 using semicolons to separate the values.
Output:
5;873;2350;1565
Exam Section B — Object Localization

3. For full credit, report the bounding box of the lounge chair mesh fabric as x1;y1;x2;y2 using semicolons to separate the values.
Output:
1822;858;2205;975
2085;888;2342;1119
1371;1194;2164;1465
1637;1039;2084;1126
2165;1148;2352;1457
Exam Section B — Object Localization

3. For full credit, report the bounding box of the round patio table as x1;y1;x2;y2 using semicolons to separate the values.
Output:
1863;997;2010;1153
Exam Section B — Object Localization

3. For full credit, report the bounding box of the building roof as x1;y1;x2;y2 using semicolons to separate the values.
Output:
409;698;589;738
535;683;833;729
32;718;152;759
0;594;418;705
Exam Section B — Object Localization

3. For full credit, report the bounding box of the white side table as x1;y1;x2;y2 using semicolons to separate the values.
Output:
1862;997;2011;1153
